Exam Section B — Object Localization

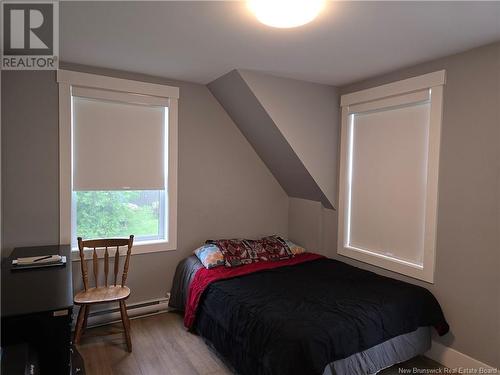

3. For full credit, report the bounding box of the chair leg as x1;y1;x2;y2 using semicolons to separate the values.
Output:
82;305;90;333
74;305;86;345
119;300;132;352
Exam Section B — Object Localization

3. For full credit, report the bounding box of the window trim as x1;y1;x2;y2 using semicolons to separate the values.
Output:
337;70;446;283
57;69;179;260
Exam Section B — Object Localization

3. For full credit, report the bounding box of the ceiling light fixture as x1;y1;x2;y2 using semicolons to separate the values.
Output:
247;0;325;29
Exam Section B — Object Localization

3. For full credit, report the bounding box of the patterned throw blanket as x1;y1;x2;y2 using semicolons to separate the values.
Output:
207;236;293;267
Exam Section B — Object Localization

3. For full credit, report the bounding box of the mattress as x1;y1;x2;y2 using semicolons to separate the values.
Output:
169;255;437;375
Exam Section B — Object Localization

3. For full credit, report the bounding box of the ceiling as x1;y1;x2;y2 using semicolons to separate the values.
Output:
60;1;500;86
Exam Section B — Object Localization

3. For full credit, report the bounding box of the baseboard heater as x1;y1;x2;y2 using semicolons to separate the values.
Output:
75;294;170;329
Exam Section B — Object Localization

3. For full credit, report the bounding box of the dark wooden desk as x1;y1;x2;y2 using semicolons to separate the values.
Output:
1;245;73;375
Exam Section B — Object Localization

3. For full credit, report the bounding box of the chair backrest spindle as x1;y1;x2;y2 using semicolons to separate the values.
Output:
114;246;120;286
121;239;134;286
76;235;134;290
93;247;98;287
104;247;109;287
77;237;89;291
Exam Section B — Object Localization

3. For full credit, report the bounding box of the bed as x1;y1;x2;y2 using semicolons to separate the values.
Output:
169;253;448;375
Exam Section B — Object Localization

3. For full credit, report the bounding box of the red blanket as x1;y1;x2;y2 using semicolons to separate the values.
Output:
184;252;324;329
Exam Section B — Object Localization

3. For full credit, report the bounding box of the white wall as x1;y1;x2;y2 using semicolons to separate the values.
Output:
288;197;337;258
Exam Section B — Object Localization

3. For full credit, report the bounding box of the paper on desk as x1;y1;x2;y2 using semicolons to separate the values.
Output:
14;255;63;266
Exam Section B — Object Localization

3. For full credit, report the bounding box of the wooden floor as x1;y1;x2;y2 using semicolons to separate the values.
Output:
77;312;446;375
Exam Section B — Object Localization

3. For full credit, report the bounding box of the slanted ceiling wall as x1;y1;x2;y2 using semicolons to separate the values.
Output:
208;69;340;255
208;70;339;209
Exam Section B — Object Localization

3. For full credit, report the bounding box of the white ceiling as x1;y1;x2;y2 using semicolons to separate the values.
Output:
60;1;500;86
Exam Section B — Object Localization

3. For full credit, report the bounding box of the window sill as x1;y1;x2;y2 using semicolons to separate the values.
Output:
71;240;176;261
337;245;434;283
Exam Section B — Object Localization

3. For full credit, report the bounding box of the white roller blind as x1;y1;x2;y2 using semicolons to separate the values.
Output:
348;102;430;266
72;94;166;191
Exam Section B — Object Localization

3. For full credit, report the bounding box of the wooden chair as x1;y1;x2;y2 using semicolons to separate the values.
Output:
74;235;134;352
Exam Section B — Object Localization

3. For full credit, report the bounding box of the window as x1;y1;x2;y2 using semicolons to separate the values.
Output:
71;92;168;247
74;190;164;241
338;71;445;283
58;70;179;255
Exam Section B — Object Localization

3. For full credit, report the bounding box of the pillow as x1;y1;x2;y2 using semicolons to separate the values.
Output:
284;239;306;256
194;244;225;269
207;239;254;267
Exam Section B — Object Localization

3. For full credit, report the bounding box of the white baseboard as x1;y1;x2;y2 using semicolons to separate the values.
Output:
74;295;170;329
426;340;498;372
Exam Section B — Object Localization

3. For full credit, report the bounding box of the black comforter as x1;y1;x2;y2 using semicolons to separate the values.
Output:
194;257;448;375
